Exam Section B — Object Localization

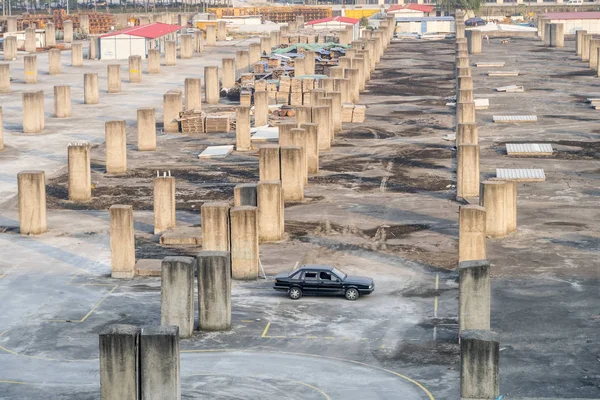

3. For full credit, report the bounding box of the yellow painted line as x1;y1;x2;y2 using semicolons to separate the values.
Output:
292;379;331;400
240;320;254;323
48;285;118;323
433;297;438;316
0;380;31;385
0;274;6;279
261;321;271;338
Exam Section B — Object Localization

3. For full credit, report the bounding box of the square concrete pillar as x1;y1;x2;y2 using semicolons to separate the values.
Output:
344;68;360;103
46;22;56;46
300;123;319;174
25;27;36;53
235;106;251;151
305;50;315;75
259;144;280;181
161;256;195;338
165;40;176;66
217;21;227;40
109;205;135;279
505;180;517;234
582;34;592;61
280;127;308;183
222;57;236;88
234;183;258;207
311;106;331;151
129;55;142;83
204;66;220;104
253;90;268;126
230;206;259;280
479;180;508;238
236;50;249;74
0;64;9;93
24;55;37;83
184;78;202;111
576;29;587;57
280;146;304;201
71;43;83;66
317;97;334;142
18;170;47;235
53;85;71;118
459;205;486;263
194;30;204;53
294;105;311;127
549;23;565;48
154;175;176;234
260;36;271;54
197;251;232;329
206;25;216;46
249;43;261;64
22;90;44;133
140;326;181;400
294;57;306;77
257;180;284;242
328;91;342;133
99;324;140;400
49;48;61;75
0;107;3;151
6;18;17;33
352;56;366;91
63;20;73;43
148;49;161;74
201;202;230;251
460;330;499;400
590;39;600;70
457;144;480;199
89;36;99;60
467;30;483;54
79;14;90;35
105;120;127;174
107;64;121;93
180;34;193;59
456;123;478;147
163;90;182;133
3;36;17;61
459;260;491;334
84;73;99;104
137;108;156;151
68;143;91;201
456;101;475;124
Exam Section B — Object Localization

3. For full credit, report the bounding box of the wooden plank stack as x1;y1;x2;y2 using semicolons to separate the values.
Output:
179;109;206;134
205;115;232;133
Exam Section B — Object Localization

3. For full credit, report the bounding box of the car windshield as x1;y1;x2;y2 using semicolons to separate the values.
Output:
332;268;346;280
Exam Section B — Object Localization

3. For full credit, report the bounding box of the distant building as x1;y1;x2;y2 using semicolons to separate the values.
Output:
541;12;600;34
305;16;361;39
99;22;182;60
386;4;436;18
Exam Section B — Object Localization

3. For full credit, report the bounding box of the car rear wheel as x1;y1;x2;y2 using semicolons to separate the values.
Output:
289;287;302;300
345;288;359;301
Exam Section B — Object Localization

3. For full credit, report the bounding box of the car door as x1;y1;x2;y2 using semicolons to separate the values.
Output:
319;271;343;295
302;270;321;294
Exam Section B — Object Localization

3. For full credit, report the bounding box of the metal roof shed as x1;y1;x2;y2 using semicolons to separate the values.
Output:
99;22;182;60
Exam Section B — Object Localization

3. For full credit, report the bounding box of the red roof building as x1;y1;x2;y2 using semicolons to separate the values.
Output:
306;16;360;26
100;22;183;39
387;4;435;15
99;22;183;60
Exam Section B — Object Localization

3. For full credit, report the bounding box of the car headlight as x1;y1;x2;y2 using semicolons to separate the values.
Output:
369;284;373;289
274;279;278;283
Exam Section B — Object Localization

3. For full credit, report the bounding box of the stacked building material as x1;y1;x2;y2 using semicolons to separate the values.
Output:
352;105;366;123
178;110;206;134
205;115;232;133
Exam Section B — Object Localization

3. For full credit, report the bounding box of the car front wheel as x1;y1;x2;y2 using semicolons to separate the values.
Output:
345;288;359;301
289;287;302;300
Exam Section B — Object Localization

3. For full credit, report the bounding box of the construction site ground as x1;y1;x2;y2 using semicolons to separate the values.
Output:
0;36;598;399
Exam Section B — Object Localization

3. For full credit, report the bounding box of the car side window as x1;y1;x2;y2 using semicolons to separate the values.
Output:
319;272;332;281
304;271;318;280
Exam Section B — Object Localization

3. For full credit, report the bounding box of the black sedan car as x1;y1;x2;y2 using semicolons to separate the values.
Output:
273;265;374;300
465;17;487;27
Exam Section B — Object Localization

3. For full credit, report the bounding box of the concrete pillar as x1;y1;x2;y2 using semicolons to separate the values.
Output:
300;123;319;174
259;144;280;181
25;27;36;53
456;101;475;124
71;43;83;67
217;20;227;41
230;206;259;280
352;56;366;91
456;123;478;146
236;50;249;75
105;120;127;174
505;180;517;233
46;22;56;47
49;49;61;75
194;30;204;53
109;205;135;278
457;89;473;103
280;146;304;201
128;55;142;83
222;57;236;88
459;259;491;333
576;30;587;57
294;57;306;77
288;128;308;182
549;23;565;48
236;106;251;151
180;34;193;59
543;23;552;46
161;257;194;338
312;106;330;151
459;205;487;263
3;37;17;61
582;34;592;61
0;64;8;93
6;17;17;33
154;175;176;234
460;330;500;400
197;251;232;329
53;85;71;119
206;25;216;46
67;142;91;201
305;51;315;75
140;326;181;400
457;76;473;91
84;73;99;104
201;202;230;251
18;170;47;235
89;36;99;60
204;66;219;104
79;14;90;35
0;107;3;151
344;68;360;103
277;122;296;146
163;90;182;133
467;30;483;54
24;55;37;84
260;36;271;55
328;91;342;133
137;108;156;151
479;180;508;238
295;105;312;127
148;49;160;74
318;97;334;142
257;181;284;242
165;40;176;66
234;183;257;207
249;43;261;65
22;90;44;133
99;325;140;400
184;78;202;111
254;90;268;126
269;30;278;49
590;39;600;70
457;144;480;199
321;78;334;92
107;64;121;94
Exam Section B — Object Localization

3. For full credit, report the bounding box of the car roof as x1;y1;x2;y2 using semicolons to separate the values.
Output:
299;264;334;271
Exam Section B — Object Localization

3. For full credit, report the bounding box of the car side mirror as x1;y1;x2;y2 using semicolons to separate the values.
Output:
335;279;340;282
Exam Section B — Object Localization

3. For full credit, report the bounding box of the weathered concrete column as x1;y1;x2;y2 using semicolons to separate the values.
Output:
549;23;565;48
89;36;99;60
140;326;181;400
18;170;47;235
344;68;360;103
582;34;592;61
328;91;342;133
457;89;474;103
467;30;483;54
479;180;508;238
137;108;156;151
204;66;219;104
254;90;268;126
317;97;334;142
277;122;296;146
184;78;202;111
280;146;304;201
107;64;121;94
53;85;71;118
236;106;251;151
259;144;280;181
294;105;311;127
260;36;271;54
321;78;334;92
48;48;61;75
234;183;257;207
22;90;44;133
289;128;308;182
230;206;259;280
165;40;176;66
589;39;600;70
312;106;331;151
206;24;217;46
457;75;473;91
197;251;232;330
222;57;236;88
71;43;83;66
236;50;249;75
180;34;193;59
6;17;17;33
456;100;475;124
505;180;517;233
334;77;350;104
105;120;127;174
294;57;306;77
249;43;261;64
217;20;227;40
24;55;37;83
46;22;56;47
161;257;195;338
300;122;319;174
148;49;160;74
67;142;91;201
84;73;99;104
3;37;17;60
128;55;142;83
460;330;500;400
99;325;140;400
25;27;36;53
0;107;3;150
304;51;315;75
457;144;480;200
459;260;491;334
163;90;182;133
269;30;278;49
459;205;487;263
0;64;9;93
109;205;135;278
576;29;587;57
352;56;366;91
194;30;204;53
79;14;90;35
201;202;230;251
154;175;176;234
257;180;284;242
544;23;552;46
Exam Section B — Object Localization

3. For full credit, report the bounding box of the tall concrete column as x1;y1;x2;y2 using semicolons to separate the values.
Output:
457;89;474;103
137;108;156;151
68;142;91;201
165;40;176;66
459;260;491;334
163;90;182;133
0;107;3;150
3;37;17;60
312;106;331;151
590;39;600;70
18;170;47;235
71;43;83;66
254;90;268;126
234;183;257;207
467;30;483;54
236;106;251;151
84;73;99;104
352;56;366;91
194;30;204;53
280;146;304;201
217;21;227;40
148;49;160;74
201;202;230;251
505;180;517;233
236;50;249;74
549;23;565;48
0;64;8;93
543;23;552;46
48;48;61;75
257;180;284;242
460;330;500;400
128;55;142;83
344;68;360;103
277;122;296;146
259;144;281;181
22;90;44;133
328;91;342;133
249;43;261;65
180;34;193;59
25;27;36;53
286;128;308;183
456;101;475;124
294;105;311;126
269;30;278;49
53;85;71;118
317;97;334;142
230;206;259;280
46;22;56;47
457;144;480;199
184;78;202;111
300;123;319;174
576;30;587;57
79;14;90;35
260;36;271;55
105;120;127;174
305;51;315;75
457;75;473;91
161;256;195;338
582;34;592;61
140;326;181;400
89;36;99;60
154;175;176;234
206;24;217;46
107;64;121;93
99;325;140;400
479;180;508;238
204;66;219;104
197;251;232;329
294;57;306;77
24;55;37;83
459;205;487;263
222;57;236;88
109;205;135;278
